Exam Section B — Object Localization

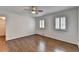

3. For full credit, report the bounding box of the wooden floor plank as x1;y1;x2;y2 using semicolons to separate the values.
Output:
0;36;8;52
6;34;79;52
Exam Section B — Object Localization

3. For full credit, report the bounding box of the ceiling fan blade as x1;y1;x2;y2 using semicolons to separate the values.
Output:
38;10;43;12
24;9;32;11
24;6;43;14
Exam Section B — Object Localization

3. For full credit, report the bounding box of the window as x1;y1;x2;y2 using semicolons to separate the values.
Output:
39;19;45;29
55;16;66;30
55;17;60;29
61;17;66;30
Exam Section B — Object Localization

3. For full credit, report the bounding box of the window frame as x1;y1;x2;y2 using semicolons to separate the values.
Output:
39;19;45;29
54;16;66;31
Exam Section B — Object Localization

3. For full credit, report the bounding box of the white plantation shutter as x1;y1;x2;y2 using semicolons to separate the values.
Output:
40;19;45;29
55;16;66;30
55;18;60;29
61;17;66;30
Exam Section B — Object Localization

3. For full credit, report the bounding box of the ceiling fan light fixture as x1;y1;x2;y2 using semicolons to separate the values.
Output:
32;10;36;14
32;6;37;11
24;6;43;14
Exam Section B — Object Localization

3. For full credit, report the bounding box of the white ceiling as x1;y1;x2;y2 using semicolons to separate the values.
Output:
0;6;76;17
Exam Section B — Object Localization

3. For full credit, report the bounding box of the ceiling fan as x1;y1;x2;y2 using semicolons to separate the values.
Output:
24;6;43;14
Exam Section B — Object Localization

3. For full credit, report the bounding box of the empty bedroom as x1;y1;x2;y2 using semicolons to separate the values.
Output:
0;6;79;52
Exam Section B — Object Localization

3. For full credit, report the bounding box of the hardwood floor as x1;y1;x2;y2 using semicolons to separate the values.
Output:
6;34;79;52
0;36;8;52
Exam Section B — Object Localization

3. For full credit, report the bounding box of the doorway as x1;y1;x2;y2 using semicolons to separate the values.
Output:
0;16;7;51
0;16;6;37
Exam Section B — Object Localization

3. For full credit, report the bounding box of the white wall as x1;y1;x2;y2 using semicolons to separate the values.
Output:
0;10;35;40
35;8;78;45
78;7;79;47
